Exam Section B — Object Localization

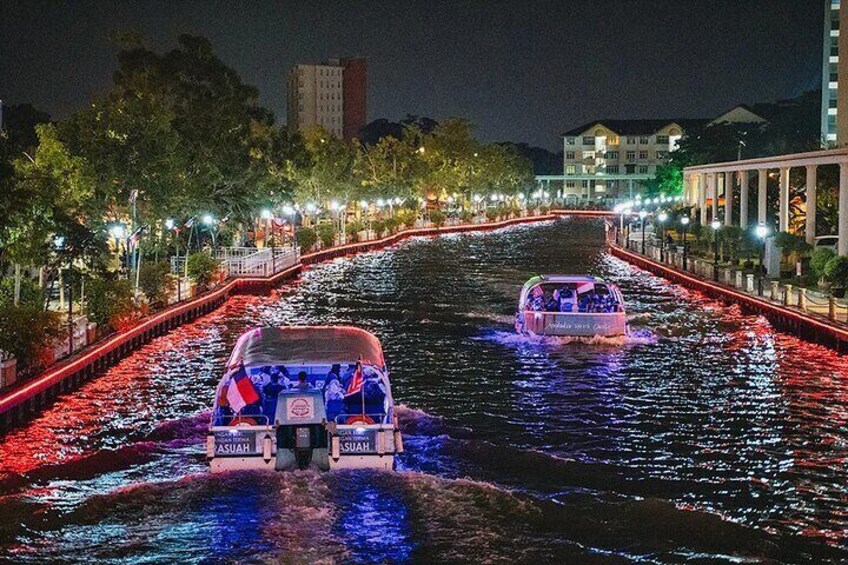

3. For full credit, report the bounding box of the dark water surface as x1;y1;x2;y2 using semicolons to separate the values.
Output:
1;218;848;564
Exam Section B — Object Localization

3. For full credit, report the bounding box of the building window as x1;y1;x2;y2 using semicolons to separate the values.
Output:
639;136;649;144
656;135;669;144
606;151;618;159
565;180;576;188
565;165;577;174
565;137;576;145
626;137;636;145
638;165;649;174
607;135;619;145
656;150;668;160
626;150;636;160
639;150;648;159
565;151;575;159
625;164;636;174
583;136;595;145
607;165;619;174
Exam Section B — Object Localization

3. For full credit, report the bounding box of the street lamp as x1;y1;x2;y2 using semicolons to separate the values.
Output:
658;212;668;262
680;216;690;270
755;224;769;295
711;219;721;281
639;210;648;255
202;214;217;249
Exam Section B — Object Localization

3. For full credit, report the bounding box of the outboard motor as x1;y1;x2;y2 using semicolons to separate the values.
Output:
273;390;329;470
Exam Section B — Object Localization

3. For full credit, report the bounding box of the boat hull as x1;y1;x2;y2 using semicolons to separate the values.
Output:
517;311;627;337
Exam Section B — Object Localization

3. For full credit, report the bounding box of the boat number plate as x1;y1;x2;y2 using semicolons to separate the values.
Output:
214;431;256;456
337;428;376;454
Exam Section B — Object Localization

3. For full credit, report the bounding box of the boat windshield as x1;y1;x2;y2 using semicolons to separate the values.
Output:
523;282;623;313
212;363;391;427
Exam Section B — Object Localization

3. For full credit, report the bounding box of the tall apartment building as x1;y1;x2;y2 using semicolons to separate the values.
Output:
286;58;367;143
822;0;848;145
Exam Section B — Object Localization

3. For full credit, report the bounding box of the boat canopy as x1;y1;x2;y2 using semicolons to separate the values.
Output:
518;275;620;309
226;326;386;370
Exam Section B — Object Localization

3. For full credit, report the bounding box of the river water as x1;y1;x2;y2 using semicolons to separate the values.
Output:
1;218;848;564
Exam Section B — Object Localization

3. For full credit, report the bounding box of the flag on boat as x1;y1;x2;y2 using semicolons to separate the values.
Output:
345;365;364;397
576;281;595;294
226;363;260;413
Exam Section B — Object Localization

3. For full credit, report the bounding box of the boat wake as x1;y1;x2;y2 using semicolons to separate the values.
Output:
480;328;657;348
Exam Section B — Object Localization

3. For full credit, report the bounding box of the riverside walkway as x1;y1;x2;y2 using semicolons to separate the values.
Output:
611;237;848;351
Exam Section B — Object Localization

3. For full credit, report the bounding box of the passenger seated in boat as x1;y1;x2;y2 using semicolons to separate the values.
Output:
342;363;357;387
529;286;545;311
559;287;576;312
578;292;592;312
293;371;311;389
545;289;561;312
324;378;345;421
325;364;342;387
262;373;285;419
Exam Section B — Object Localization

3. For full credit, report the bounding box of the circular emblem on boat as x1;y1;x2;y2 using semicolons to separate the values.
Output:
290;398;312;418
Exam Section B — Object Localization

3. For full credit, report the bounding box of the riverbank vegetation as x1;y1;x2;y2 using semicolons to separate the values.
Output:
0;34;535;372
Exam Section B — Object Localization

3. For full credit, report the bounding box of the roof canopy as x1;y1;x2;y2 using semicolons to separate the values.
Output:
228;326;385;369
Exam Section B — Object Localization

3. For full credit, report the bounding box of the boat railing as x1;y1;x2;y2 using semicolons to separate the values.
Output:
524;307;624;316
333;413;389;425
213;413;272;427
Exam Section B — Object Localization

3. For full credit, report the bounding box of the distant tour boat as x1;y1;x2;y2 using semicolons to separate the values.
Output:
514;275;627;337
208;326;402;472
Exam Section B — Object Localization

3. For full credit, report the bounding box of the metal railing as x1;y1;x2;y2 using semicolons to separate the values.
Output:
624;239;848;324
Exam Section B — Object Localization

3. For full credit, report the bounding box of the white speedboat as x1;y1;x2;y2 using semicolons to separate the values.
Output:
207;326;403;472
514;275;627;337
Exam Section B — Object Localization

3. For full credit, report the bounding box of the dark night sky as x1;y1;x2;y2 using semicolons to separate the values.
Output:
0;1;824;150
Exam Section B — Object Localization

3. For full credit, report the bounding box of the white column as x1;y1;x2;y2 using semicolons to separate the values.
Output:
709;173;718;222
698;173;707;224
805;164;817;245
724;171;734;227
683;174;691;204
758;168;768;226
739;170;749;229
779;167;790;233
839;162;848;256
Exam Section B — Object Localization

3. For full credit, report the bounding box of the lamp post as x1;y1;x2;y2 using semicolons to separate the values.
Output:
658;212;668;262
639;210;648;255
261;208;276;273
755;224;769;295
680;216;690;270
202;214;217;250
711;220;721;281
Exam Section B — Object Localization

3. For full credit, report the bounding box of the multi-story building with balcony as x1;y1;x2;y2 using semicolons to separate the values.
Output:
561;119;699;199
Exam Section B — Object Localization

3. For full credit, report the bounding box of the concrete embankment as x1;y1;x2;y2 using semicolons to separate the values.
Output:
0;212;611;431
611;243;848;352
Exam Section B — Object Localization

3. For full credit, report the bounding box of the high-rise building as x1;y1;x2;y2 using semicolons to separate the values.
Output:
286;58;367;143
822;0;848;145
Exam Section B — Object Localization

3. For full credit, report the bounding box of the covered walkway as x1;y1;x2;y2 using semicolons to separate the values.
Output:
683;147;848;252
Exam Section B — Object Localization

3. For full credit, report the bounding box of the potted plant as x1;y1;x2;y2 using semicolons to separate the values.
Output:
429;209;447;228
824;255;848;297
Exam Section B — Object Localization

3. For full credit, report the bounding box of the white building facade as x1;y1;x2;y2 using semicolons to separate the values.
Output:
562;120;688;199
287;63;345;138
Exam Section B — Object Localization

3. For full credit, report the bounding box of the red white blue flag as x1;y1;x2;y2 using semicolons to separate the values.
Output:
345;366;364;397
226;363;260;413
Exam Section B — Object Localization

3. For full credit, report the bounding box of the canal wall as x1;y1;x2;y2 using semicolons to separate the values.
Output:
0;211;605;431
610;243;848;352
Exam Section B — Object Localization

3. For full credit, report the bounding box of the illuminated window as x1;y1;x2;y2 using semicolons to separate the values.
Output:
565;165;576;174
